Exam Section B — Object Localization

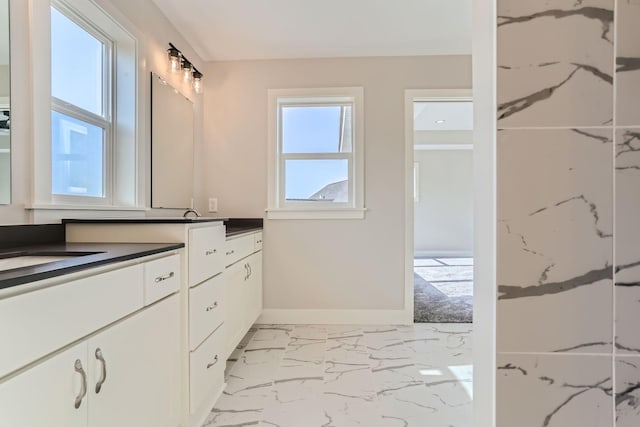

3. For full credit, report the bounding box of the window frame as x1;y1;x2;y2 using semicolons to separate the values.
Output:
30;0;140;212
50;1;114;205
267;87;365;220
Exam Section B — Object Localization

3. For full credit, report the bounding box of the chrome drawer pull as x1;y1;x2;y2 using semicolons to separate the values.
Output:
206;355;219;369
256;239;262;244
154;271;174;283
94;348;107;393
205;249;217;256
205;301;219;311
226;250;235;256
74;359;87;409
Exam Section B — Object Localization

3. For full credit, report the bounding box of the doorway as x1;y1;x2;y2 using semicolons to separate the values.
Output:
405;90;474;323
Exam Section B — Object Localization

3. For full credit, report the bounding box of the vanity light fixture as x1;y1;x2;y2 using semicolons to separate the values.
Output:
193;70;203;94
167;45;182;73
166;43;204;94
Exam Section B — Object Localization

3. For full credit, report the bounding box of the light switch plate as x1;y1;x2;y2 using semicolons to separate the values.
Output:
208;198;218;213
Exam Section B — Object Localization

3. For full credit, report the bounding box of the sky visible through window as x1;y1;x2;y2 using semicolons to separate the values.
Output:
282;106;349;199
50;6;106;197
51;7;104;116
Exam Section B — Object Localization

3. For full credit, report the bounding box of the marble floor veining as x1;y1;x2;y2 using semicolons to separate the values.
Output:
204;323;473;427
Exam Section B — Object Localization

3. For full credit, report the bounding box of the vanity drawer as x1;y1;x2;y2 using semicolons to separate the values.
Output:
188;225;225;286
189;326;225;413
143;254;180;305
189;274;225;350
225;234;255;267
254;232;263;251
0;264;144;379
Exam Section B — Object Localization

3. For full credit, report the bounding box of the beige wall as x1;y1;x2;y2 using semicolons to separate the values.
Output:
414;148;473;256
203;56;471;310
0;0;203;224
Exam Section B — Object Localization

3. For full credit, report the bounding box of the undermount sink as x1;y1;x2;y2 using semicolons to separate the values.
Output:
0;251;102;271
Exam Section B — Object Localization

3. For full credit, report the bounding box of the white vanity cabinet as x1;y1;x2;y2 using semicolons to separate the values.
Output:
224;231;263;359
0;253;181;427
65;220;229;427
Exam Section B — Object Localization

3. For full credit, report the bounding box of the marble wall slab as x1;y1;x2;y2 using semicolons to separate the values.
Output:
616;357;640;427
616;0;640;126
497;354;612;427
497;0;614;127
615;129;640;354
497;128;613;353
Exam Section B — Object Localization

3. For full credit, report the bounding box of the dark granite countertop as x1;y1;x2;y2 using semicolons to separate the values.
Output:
224;218;263;237
0;241;184;291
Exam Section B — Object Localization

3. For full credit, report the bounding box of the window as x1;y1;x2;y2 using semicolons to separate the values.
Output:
30;0;138;209
51;4;111;201
267;87;365;219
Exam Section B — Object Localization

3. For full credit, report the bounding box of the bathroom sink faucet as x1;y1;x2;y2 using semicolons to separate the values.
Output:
183;208;201;218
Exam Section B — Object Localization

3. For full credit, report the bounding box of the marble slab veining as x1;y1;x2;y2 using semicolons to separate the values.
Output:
497;128;613;353
497;354;612;427
615;357;640;427
616;0;640;127
615;129;640;354
497;0;614;127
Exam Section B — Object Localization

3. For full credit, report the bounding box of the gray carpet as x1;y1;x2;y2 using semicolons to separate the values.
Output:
414;257;473;323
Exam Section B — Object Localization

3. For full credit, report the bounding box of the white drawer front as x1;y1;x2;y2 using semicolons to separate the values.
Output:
143;254;180;305
189;274;225;350
0;265;144;379
188;225;225;286
189;326;225;413
254;232;263;251
225;234;254;267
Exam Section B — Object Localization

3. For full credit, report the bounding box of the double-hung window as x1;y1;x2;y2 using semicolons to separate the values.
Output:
31;0;137;211
267;87;365;219
50;3;112;203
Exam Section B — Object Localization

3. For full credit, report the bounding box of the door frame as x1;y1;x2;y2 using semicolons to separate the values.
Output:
403;88;473;323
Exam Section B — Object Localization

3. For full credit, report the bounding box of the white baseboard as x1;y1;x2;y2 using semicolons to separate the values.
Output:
257;309;412;325
414;250;473;258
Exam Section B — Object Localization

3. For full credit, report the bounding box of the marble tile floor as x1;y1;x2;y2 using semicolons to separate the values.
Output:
205;323;473;427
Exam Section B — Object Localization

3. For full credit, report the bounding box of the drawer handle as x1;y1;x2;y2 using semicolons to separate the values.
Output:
154;272;175;283
226;250;235;256
206;355;219;369
257;240;262;244
94;348;107;394
244;263;249;281
205;249;217;256
74;359;87;409
205;301;219;311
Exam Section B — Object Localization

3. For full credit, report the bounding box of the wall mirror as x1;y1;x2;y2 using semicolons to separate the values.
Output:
0;0;10;205
150;72;194;209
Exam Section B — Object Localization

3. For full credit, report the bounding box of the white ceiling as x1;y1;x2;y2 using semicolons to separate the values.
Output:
414;101;473;131
151;0;472;61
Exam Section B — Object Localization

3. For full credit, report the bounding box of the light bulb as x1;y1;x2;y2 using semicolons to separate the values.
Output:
193;71;203;94
182;61;193;82
167;47;181;73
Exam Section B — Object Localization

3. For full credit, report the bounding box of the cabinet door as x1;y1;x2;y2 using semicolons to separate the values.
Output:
0;343;88;427
245;252;263;328
225;260;247;359
87;295;180;427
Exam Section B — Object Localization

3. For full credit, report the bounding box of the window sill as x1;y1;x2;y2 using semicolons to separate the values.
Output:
28;204;146;212
266;208;367;220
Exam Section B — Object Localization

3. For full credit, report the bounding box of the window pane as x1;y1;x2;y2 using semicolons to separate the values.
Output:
285;159;348;202
282;105;352;153
52;111;104;198
51;7;104;116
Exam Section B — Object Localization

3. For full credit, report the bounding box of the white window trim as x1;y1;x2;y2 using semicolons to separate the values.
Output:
30;0;140;211
267;87;365;220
